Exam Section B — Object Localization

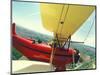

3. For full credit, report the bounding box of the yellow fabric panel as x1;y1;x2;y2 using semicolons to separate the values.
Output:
40;3;95;41
40;3;64;32
61;5;95;39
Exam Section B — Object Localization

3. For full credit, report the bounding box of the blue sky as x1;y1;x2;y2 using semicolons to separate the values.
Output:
12;1;96;47
12;1;53;35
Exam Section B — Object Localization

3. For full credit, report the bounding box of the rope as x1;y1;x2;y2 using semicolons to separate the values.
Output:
50;47;55;71
56;34;61;47
68;35;71;49
83;17;95;43
62;35;71;48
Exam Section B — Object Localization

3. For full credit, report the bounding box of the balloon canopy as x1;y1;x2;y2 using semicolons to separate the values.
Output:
40;3;95;43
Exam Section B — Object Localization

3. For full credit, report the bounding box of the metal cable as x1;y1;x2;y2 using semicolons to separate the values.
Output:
83;17;95;43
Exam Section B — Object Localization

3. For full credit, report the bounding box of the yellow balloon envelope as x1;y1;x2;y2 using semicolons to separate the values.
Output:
40;3;95;42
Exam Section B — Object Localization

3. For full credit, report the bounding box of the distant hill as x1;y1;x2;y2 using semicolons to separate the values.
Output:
16;25;53;42
69;42;95;58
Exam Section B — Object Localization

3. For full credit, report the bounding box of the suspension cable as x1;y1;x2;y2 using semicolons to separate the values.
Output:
68;35;71;49
82;13;95;54
62;35;71;48
83;18;95;43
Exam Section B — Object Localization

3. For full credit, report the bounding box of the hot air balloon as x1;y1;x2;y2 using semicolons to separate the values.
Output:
12;3;95;71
